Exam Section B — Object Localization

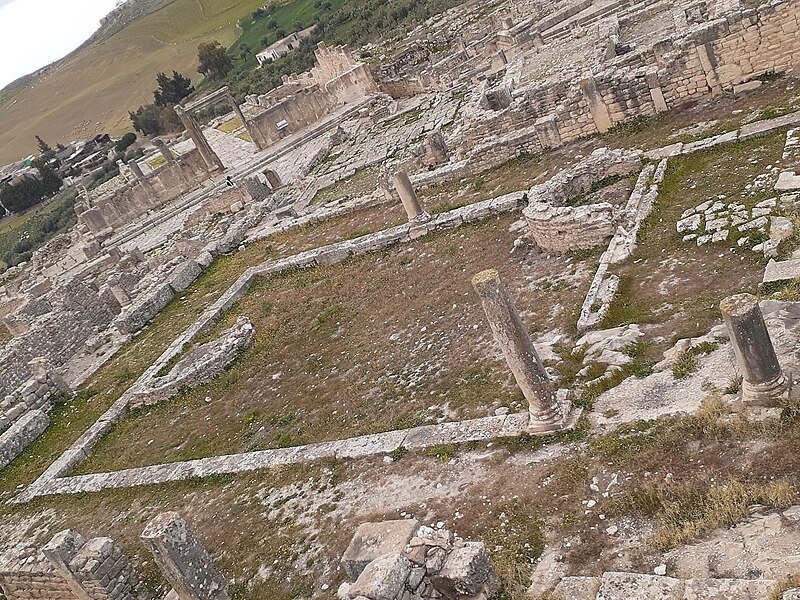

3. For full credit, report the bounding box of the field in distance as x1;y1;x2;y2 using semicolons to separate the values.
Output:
0;0;270;164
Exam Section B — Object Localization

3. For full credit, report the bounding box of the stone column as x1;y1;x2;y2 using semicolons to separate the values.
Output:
225;89;263;151
175;105;225;173
720;294;787;405
646;70;668;113
392;172;429;222
153;139;176;164
471;269;566;430
695;43;723;96
128;160;156;201
263;169;283;190
141;512;229;600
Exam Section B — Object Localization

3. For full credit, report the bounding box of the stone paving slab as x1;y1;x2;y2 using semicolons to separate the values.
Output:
763;258;800;284
682;577;777;599
597;572;684;600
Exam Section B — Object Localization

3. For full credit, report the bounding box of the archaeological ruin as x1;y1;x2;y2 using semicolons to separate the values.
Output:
4;0;800;597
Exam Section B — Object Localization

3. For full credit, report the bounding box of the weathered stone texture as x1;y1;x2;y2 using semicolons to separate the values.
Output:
522;148;641;253
0;410;50;470
140;512;229;600
342;521;498;600
130;316;255;408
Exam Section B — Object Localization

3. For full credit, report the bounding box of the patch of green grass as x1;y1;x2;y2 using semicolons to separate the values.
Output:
672;342;718;380
311;303;343;330
427;443;458;462
622;340;652;358
672;352;699;380
388;446;408;461
606;114;653;136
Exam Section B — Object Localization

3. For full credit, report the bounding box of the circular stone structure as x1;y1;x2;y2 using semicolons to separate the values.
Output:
522;147;642;253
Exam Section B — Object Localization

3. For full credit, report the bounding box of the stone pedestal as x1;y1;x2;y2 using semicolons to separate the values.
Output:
141;512;229;600
720;293;787;405
471;269;577;432
391;172;429;222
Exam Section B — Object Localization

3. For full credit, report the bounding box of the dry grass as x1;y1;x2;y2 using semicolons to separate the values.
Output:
74;214;593;472
649;480;797;551
602;131;786;343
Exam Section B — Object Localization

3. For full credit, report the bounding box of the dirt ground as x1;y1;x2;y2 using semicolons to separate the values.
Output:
76;213;596;473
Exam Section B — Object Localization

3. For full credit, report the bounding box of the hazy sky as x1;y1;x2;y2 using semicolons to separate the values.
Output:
0;0;121;89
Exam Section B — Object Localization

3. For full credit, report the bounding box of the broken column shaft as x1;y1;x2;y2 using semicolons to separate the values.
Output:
141;512;229;600
391;172;429;222
471;269;566;430
720;293;787;405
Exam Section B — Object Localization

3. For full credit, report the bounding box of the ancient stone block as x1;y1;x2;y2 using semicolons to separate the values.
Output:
596;572;683;599
168;261;202;294
347;554;412;600
342;520;420;579
430;542;498;598
141;512;229;600
0;410;49;470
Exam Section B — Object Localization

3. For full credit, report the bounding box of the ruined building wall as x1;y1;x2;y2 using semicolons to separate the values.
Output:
0;556;80;600
0;279;117;397
79;149;212;234
322;62;378;104
249;87;337;147
463;0;800;164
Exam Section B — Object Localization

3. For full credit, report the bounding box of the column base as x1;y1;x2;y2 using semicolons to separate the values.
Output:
742;372;789;407
527;398;583;435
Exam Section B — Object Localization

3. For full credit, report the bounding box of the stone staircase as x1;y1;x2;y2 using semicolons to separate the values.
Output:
552;572;794;599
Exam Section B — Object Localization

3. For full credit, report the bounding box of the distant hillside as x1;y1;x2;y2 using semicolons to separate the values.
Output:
0;0;270;164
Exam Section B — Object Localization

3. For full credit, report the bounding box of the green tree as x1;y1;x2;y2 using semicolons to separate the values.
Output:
239;44;252;60
115;132;137;152
129;104;183;136
197;41;234;79
153;71;194;106
35;135;51;154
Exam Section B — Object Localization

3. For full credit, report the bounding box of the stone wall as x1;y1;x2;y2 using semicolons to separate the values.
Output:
462;0;800;158
0;410;49;470
0;530;147;600
0;279;118;398
78;149;212;235
129;316;255;408
525;203;618;252
0;547;80;600
249;87;337;148
0;364;69;433
522;148;642;253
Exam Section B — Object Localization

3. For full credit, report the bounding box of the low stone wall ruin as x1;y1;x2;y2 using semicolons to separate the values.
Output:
525;203;618;253
129;316;255;408
0;410;49;470
0;361;69;433
0;279;119;398
461;0;800;165
340;519;499;600
78;148;213;235
523;148;642;253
